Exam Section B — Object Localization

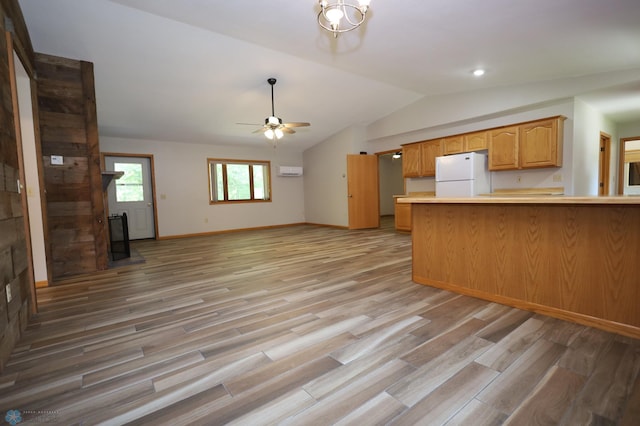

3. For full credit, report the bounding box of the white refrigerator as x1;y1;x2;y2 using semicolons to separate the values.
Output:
435;152;491;197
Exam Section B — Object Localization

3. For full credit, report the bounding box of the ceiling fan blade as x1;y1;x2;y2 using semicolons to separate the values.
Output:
236;122;263;126
252;127;267;134
281;127;295;134
283;122;310;128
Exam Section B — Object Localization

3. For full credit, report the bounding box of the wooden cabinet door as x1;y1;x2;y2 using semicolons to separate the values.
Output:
420;140;442;176
443;136;464;155
464;131;488;151
394;201;411;231
489;125;519;170
519;118;562;168
402;144;421;177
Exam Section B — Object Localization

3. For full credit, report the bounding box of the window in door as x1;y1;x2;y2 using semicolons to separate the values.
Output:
114;162;144;202
208;158;271;203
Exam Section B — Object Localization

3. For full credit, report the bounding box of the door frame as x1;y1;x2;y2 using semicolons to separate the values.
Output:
7;32;37;312
618;136;640;195
598;132;611;196
101;153;159;240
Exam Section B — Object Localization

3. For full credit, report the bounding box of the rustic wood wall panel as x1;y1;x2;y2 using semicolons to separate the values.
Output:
412;203;640;337
82;61;108;271
35;53;107;279
0;0;37;373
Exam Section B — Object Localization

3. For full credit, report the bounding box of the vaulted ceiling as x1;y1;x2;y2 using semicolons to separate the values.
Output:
18;0;640;151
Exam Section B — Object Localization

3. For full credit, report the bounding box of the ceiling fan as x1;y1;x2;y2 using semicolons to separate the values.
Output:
238;78;310;141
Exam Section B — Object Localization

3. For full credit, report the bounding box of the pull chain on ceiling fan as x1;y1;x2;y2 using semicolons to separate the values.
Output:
237;78;310;142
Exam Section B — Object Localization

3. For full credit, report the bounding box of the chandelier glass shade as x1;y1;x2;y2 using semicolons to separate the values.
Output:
318;0;371;37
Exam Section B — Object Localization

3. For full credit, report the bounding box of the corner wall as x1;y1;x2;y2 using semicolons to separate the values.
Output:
303;126;368;227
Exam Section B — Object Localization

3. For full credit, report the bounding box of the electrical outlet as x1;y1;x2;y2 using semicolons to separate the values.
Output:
6;284;12;303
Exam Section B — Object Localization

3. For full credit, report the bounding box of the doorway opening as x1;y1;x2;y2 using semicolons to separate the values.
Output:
377;149;404;231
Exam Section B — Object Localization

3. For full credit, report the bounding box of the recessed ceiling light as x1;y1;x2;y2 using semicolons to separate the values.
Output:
473;69;485;77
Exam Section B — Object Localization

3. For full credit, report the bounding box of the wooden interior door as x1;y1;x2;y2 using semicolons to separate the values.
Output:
347;154;379;229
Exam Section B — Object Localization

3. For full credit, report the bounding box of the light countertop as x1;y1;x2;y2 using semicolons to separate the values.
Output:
397;195;640;205
393;191;435;199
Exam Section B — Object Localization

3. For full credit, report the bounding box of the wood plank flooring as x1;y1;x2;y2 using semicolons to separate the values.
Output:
1;218;639;425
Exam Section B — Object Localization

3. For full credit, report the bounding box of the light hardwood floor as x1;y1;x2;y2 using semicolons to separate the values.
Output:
1;218;639;425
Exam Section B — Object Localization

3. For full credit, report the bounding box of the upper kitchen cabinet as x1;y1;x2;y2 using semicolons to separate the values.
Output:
488;116;564;171
402;140;442;177
404;116;564;175
420;140;443;176
443;135;464;155
489;125;520;170
402;143;422;177
464;131;488;151
519;117;564;168
444;132;487;155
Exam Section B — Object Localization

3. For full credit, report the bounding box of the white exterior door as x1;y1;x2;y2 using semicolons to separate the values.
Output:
105;156;155;240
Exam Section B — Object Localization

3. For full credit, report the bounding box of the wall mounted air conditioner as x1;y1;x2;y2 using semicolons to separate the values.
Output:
278;166;303;177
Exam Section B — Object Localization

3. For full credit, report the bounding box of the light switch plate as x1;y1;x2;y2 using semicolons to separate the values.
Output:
51;155;64;165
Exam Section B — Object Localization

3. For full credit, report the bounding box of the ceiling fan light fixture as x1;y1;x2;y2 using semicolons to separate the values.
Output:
265;128;275;140
267;116;281;126
239;78;310;144
318;0;371;38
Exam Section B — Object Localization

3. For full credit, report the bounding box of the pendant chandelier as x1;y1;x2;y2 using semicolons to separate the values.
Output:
317;0;371;37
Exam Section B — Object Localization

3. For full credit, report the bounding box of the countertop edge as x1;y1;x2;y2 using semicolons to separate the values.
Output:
397;196;640;205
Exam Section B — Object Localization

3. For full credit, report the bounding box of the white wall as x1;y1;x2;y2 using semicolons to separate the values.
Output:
619;122;640;138
302;128;352;227
302;125;371;227
100;137;305;237
572;98;618;195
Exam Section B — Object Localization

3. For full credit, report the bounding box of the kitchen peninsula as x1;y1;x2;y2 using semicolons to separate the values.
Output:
397;195;640;338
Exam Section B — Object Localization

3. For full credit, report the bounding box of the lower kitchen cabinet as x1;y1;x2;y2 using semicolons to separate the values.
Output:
394;199;411;231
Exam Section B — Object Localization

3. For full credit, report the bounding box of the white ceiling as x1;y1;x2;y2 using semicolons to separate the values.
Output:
17;0;640;151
